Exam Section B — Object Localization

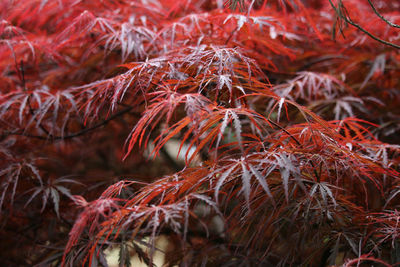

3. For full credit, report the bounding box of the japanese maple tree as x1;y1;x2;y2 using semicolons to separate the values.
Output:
1;0;400;266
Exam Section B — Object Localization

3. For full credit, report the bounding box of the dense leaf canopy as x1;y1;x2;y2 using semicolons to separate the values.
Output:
0;0;400;266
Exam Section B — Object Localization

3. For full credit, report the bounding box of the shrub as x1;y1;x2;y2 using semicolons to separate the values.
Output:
0;0;399;266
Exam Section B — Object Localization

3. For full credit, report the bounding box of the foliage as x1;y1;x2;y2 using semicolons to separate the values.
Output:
0;0;400;266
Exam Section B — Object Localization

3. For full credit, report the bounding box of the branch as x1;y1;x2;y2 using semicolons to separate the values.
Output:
367;0;400;29
159;146;184;171
2;106;136;141
328;0;400;49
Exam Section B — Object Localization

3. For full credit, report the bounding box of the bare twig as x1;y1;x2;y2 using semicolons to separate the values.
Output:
328;0;400;49
367;0;400;29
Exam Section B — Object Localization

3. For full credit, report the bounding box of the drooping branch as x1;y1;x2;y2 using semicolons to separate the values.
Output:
367;0;400;29
329;0;400;49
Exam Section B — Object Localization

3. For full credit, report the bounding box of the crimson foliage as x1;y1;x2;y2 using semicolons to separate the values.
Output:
1;0;400;266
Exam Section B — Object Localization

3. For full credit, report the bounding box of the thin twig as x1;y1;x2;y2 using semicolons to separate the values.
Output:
367;0;400;29
328;0;400;49
3;106;136;141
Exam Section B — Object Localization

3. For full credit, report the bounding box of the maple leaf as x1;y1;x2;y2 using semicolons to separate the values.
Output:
0;159;42;211
24;175;81;217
